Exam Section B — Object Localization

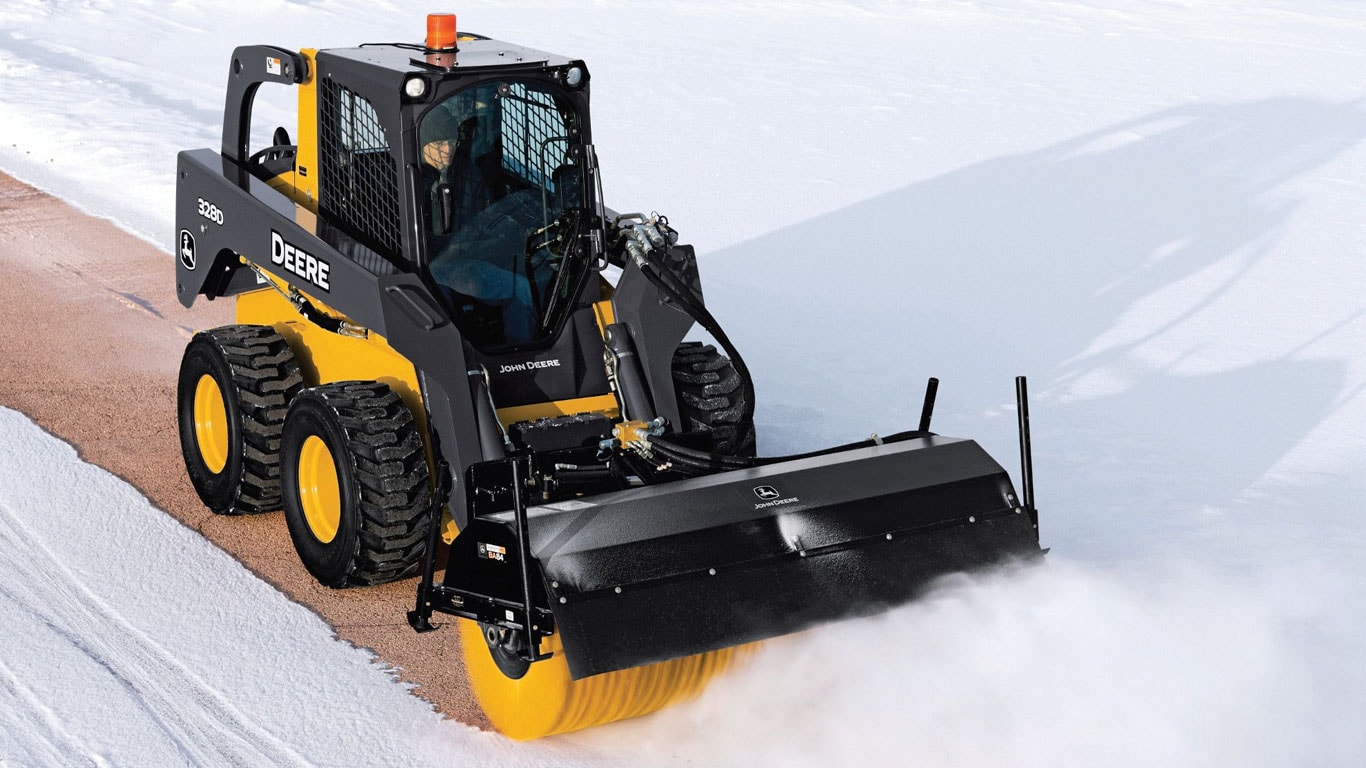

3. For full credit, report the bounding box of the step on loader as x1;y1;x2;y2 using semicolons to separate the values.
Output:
174;12;1045;739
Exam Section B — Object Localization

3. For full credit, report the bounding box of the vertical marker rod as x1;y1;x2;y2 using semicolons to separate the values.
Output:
510;456;540;660
1015;376;1036;525
918;377;940;433
407;421;449;633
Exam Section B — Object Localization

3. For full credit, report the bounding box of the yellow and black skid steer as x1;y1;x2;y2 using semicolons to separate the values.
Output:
173;13;1045;739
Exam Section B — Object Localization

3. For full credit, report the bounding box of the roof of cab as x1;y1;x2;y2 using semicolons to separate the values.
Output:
320;36;576;76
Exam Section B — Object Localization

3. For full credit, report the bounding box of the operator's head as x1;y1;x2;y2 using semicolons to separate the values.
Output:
423;137;454;171
420;106;462;171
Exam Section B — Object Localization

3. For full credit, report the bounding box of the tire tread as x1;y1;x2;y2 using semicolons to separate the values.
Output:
306;381;431;586
671;342;756;457
187;325;303;514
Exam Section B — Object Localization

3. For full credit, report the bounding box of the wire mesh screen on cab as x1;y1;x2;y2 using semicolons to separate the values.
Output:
499;83;570;190
319;79;403;259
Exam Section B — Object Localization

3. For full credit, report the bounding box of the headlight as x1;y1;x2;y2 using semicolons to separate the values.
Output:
404;77;428;99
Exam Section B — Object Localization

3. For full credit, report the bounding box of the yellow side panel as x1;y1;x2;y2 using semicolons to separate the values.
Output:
236;287;421;422
591;295;616;335
266;171;299;196
295;48;320;213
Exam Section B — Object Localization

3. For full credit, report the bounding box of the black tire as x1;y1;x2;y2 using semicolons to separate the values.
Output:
671;342;756;457
280;381;431;587
177;325;303;514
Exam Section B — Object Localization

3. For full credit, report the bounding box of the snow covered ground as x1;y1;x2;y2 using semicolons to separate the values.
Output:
3;1;1365;765
0;408;618;768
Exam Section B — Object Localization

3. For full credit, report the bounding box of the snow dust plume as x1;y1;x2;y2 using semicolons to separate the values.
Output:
564;558;1364;767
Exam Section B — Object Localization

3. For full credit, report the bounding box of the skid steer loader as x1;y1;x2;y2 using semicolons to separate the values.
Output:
174;13;1045;739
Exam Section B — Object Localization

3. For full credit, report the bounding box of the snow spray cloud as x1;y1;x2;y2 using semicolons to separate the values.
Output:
561;558;1364;767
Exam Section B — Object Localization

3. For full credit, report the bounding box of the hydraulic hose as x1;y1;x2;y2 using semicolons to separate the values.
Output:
645;426;926;473
628;239;757;429
618;221;925;475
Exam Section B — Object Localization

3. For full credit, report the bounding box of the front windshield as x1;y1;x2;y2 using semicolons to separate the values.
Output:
419;80;587;349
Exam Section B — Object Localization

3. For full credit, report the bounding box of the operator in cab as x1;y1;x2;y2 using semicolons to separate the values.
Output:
419;85;571;348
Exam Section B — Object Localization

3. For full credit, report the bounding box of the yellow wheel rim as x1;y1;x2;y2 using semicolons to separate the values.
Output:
193;374;229;474
459;619;749;740
298;435;342;544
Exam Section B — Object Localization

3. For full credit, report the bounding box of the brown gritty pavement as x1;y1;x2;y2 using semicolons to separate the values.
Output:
0;171;488;729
